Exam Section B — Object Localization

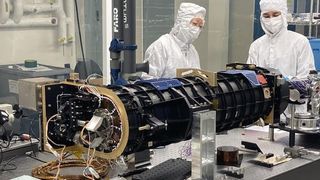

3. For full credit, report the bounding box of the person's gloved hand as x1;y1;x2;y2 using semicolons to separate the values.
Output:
288;79;310;98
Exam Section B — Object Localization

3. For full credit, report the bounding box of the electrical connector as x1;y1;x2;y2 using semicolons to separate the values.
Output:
85;115;103;132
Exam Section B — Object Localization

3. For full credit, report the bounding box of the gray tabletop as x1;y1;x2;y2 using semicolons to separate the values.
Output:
2;127;320;180
216;127;320;180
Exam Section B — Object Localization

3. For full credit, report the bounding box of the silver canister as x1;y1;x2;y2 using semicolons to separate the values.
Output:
291;113;319;131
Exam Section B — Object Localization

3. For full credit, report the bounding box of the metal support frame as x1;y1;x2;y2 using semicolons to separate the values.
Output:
272;103;298;147
268;75;278;142
309;0;314;38
102;0;112;84
192;110;216;180
289;129;296;147
316;0;319;36
289;104;296;147
109;0;148;85
110;0;125;84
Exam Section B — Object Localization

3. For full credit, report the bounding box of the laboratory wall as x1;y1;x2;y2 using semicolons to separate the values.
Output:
0;0;76;68
229;0;255;64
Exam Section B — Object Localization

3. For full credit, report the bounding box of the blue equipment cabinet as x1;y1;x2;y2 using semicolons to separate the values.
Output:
309;39;320;71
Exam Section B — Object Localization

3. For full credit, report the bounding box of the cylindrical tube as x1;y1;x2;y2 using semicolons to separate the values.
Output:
23;3;59;13
309;0;314;38
56;0;67;44
65;0;75;43
136;61;149;73
290;104;295;129
110;0;124;62
0;0;10;24
0;17;58;27
122;0;136;74
12;0;24;24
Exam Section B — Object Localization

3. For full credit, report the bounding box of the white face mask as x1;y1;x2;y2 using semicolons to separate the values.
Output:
176;23;202;44
261;15;283;35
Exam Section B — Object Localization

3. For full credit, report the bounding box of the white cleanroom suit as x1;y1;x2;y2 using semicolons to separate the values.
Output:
142;3;206;79
247;0;315;79
248;0;316;116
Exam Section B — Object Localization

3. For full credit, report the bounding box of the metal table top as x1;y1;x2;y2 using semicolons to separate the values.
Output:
216;127;320;180
3;127;320;180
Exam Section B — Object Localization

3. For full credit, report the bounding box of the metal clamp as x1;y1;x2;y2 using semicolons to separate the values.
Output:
109;38;137;53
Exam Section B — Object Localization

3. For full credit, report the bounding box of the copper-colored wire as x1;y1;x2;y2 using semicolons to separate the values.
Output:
38;85;123;180
32;158;111;180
